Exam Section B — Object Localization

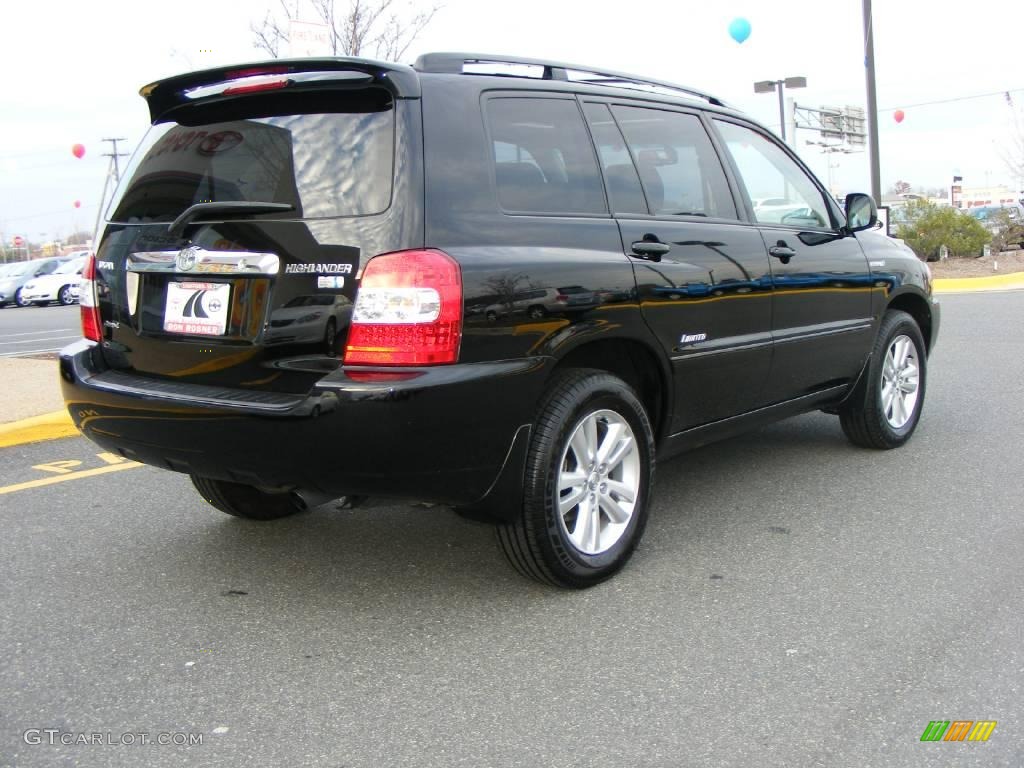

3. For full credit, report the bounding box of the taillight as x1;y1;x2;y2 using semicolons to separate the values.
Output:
343;249;462;366
80;253;101;342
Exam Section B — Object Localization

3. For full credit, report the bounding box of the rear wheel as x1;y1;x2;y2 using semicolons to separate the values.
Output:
497;369;655;588
839;309;927;449
58;285;74;305
191;475;304;520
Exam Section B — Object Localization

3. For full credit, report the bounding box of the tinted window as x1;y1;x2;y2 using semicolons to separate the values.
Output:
108;104;395;223
714;120;832;229
583;103;647;215
612;106;737;219
487;98;605;215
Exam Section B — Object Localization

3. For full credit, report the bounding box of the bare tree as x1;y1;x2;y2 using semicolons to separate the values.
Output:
252;0;441;60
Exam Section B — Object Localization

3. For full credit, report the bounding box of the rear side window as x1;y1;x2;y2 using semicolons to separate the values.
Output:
583;102;647;215
612;105;737;220
486;97;605;215
108;101;395;223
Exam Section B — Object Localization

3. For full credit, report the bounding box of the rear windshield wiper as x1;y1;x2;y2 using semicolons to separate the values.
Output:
168;202;294;237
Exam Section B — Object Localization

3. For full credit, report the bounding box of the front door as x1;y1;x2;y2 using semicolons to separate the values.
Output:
712;119;874;404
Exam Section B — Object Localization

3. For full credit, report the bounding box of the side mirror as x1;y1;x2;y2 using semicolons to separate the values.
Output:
845;193;878;232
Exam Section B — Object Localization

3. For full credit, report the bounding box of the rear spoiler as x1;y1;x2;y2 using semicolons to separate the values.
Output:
140;57;421;123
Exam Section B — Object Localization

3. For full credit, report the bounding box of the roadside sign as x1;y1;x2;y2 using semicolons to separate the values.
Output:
289;20;331;57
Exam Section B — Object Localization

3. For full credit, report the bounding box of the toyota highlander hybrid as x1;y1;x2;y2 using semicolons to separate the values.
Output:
60;54;939;588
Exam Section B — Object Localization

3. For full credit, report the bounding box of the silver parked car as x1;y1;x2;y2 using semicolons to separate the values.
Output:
0;258;66;308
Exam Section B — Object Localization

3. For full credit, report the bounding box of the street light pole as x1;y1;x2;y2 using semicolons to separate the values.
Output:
755;77;807;145
863;0;882;204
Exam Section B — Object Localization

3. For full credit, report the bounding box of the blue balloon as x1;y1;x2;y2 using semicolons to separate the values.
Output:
729;17;752;44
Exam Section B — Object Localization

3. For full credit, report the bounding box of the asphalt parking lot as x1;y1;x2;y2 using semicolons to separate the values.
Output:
0;292;1021;767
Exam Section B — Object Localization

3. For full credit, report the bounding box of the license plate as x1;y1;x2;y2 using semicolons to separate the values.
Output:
163;281;231;336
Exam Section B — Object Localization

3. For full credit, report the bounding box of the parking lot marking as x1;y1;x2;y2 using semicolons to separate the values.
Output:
97;452;130;465
0;462;141;496
32;460;83;475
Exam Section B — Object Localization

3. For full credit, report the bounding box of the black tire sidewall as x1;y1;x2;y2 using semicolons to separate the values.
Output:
529;375;654;580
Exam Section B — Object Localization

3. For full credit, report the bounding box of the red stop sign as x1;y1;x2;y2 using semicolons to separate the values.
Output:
12;235;24;247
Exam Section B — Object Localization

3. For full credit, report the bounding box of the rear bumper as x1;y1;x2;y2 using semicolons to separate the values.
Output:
61;340;551;510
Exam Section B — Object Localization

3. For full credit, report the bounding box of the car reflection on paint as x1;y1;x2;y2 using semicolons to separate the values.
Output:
264;294;352;352
650;270;897;301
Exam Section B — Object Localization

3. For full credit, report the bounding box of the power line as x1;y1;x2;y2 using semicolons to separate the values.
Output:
880;87;1024;113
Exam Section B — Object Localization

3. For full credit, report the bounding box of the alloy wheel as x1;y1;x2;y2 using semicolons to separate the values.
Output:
556;409;640;555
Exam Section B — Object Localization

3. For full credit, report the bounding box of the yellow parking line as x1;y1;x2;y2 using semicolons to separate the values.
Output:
0;462;142;496
0;411;78;449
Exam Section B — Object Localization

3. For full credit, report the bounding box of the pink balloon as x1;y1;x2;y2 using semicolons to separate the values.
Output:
894;110;905;124
71;143;86;159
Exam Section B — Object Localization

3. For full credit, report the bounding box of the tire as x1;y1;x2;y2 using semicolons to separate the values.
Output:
839;310;927;449
190;475;304;520
58;285;74;306
485;310;497;322
527;305;545;319
497;369;655;588
14;288;30;308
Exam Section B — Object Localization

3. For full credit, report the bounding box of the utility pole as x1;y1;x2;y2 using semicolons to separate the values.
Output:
101;137;129;183
863;0;881;205
92;138;128;246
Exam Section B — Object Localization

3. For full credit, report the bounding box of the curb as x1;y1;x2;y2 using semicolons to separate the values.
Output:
933;271;1024;293
0;410;77;449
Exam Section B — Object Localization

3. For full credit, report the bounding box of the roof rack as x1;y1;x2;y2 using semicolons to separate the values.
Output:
413;53;730;108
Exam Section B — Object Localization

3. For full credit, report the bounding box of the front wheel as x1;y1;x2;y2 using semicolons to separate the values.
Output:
497;369;655;588
840;309;927;449
14;288;30;308
191;475;304;520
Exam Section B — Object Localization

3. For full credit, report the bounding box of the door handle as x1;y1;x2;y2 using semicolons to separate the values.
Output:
769;241;795;264
630;239;671;261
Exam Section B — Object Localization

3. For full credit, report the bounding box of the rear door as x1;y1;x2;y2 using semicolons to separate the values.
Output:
712;119;874;402
584;101;773;431
95;81;421;394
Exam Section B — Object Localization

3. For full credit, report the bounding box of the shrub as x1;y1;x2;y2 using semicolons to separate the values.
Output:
896;200;991;258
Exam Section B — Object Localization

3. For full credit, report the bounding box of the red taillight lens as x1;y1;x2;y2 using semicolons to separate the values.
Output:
343;249;462;366
80;253;101;342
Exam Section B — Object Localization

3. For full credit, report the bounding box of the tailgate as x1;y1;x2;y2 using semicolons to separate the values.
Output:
92;74;423;394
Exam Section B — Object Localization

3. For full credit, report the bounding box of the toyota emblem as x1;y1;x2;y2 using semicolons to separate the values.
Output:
176;246;199;272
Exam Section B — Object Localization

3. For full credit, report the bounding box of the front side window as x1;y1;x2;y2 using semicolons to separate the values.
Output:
611;105;737;220
486;97;605;215
714;120;833;230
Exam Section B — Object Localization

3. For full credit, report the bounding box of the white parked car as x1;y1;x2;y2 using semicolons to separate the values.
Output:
21;253;90;306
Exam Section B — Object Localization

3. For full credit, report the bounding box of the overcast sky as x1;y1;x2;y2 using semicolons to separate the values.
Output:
1;0;1022;243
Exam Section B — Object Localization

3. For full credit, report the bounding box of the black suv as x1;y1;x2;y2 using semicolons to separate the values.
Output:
61;54;939;588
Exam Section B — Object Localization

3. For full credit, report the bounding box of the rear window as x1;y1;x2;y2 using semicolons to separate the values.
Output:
108;103;395;223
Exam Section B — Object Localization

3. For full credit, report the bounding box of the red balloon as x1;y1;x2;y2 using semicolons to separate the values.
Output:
71;143;86;159
73;200;81;208
894;110;905;124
